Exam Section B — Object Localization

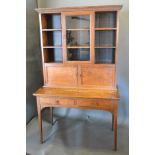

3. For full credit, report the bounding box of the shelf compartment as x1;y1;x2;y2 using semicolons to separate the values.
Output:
41;14;61;29
67;30;90;46
42;31;62;46
67;48;90;61
95;30;116;46
44;48;63;63
66;15;90;29
95;48;115;64
95;12;116;28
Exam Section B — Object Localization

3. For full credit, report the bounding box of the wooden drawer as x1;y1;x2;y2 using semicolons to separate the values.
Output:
77;100;113;111
39;97;75;107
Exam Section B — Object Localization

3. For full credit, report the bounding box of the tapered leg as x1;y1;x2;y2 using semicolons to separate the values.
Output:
114;113;117;151
37;98;43;143
51;107;54;125
112;114;114;131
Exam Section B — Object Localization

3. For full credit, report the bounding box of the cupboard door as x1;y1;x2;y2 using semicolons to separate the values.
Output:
79;66;115;88
44;65;78;87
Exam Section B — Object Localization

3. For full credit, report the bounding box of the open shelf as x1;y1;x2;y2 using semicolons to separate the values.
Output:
95;12;117;28
41;14;61;29
95;30;116;47
43;48;63;63
95;48;115;64
42;31;62;46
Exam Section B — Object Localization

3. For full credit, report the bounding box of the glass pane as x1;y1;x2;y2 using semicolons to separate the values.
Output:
95;48;115;64
67;30;90;46
67;48;90;61
95;12;116;28
66;15;90;29
44;48;63;63
95;30;116;46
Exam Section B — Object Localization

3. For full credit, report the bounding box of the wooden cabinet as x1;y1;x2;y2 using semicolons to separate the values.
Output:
38;6;121;90
34;5;122;150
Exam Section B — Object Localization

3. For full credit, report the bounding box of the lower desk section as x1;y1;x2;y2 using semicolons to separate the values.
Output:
38;96;118;113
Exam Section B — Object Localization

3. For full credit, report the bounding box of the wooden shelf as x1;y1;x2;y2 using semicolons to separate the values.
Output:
42;29;62;31
95;46;116;48
43;46;62;48
67;29;90;31
95;28;117;30
67;46;90;48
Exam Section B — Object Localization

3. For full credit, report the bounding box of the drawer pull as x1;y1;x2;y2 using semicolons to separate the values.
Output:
55;100;60;104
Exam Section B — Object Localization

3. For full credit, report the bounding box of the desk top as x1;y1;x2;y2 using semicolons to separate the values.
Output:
33;87;120;100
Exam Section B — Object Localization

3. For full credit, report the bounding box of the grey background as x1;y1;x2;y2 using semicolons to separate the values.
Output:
26;0;43;123
26;0;129;125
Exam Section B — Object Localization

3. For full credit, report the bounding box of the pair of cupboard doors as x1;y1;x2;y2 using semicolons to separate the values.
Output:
44;64;116;89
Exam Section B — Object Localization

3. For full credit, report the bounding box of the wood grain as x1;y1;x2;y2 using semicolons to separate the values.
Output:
35;5;122;13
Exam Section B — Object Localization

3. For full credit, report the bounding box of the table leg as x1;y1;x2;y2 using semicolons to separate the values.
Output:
112;114;114;131
37;98;43;143
114;112;117;151
52;107;54;125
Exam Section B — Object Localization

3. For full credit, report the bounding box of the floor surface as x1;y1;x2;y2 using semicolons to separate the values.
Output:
26;117;128;155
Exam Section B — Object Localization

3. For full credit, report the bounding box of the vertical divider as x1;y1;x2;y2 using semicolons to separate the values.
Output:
90;12;95;64
61;13;67;63
39;13;47;85
114;11;119;88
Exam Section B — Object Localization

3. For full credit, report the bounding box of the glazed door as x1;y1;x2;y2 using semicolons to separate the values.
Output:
62;11;95;64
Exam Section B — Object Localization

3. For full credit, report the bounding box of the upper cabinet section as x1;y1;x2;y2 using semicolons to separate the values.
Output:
37;5;122;65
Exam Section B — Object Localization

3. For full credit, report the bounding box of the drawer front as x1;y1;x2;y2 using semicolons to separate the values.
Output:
39;97;75;107
39;97;114;112
77;100;113;111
